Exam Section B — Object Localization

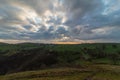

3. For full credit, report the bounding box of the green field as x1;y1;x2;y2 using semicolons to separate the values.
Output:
0;43;120;80
0;64;120;80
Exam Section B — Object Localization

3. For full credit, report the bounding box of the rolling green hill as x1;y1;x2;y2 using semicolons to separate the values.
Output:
0;43;120;80
0;64;120;80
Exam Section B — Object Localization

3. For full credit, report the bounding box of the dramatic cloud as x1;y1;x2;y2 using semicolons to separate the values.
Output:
0;0;120;43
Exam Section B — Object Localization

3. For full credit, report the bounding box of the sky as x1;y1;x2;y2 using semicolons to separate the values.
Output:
0;0;120;44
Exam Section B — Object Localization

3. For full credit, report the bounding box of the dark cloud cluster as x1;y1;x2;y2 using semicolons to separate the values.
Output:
0;0;120;43
64;0;103;20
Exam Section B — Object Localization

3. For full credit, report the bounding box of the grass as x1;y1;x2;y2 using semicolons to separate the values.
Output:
92;72;120;80
0;43;120;80
92;58;112;64
0;68;90;80
0;64;120;80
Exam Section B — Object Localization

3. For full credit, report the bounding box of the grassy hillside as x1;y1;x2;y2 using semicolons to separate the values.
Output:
0;64;120;80
0;43;120;79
